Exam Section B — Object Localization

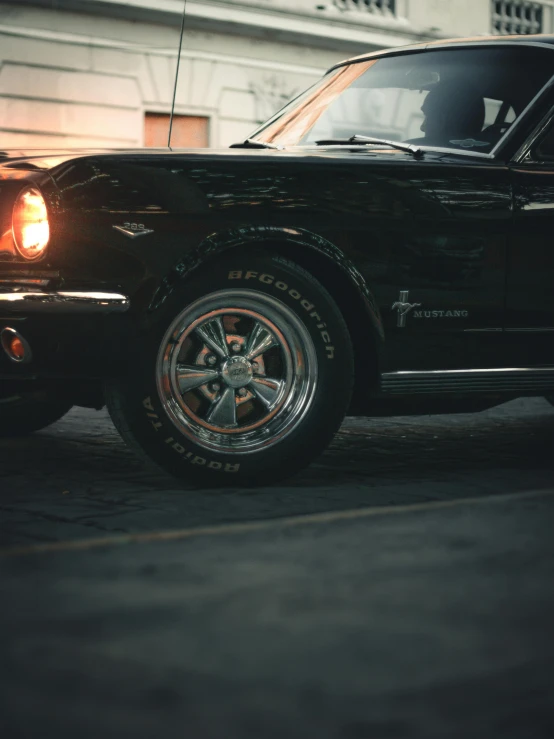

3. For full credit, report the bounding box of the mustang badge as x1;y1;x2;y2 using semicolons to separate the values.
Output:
392;290;422;328
113;222;154;238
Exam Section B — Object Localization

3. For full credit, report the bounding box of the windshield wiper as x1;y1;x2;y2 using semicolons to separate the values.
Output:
229;138;283;150
314;135;423;159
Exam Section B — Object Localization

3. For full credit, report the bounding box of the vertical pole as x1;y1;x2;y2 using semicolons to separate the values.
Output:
168;0;188;150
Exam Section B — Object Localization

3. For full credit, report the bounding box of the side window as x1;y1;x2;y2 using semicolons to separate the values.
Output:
535;122;554;161
483;98;516;130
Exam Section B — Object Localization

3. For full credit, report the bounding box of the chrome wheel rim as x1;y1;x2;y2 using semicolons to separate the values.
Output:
156;289;318;454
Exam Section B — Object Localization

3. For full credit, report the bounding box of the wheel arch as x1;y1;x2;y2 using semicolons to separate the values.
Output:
150;226;384;411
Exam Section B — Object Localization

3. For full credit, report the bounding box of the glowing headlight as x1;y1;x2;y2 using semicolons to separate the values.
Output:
12;187;50;260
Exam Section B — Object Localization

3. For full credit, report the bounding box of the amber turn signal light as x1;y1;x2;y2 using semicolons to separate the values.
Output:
12;187;50;260
9;336;25;359
1;328;32;364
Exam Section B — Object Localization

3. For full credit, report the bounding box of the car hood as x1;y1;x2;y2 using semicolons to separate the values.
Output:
0;145;457;173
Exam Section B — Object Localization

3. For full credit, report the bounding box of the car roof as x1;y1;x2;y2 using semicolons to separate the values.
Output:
329;34;554;72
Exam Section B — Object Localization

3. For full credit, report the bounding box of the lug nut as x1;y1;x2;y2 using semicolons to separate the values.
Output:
211;382;221;393
206;354;217;366
251;361;259;371
231;342;241;353
237;388;248;398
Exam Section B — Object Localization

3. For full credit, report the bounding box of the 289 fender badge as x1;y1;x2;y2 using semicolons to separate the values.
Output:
113;222;154;238
392;290;421;328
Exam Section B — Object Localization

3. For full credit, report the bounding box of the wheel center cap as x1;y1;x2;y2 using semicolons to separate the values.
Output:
221;356;253;389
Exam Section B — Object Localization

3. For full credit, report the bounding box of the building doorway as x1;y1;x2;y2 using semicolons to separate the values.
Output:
145;113;209;148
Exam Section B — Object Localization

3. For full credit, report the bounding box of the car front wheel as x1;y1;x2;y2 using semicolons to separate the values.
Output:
106;253;354;487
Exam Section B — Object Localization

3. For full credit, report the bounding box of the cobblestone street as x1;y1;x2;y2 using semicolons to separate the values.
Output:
1;399;553;738
1;398;553;547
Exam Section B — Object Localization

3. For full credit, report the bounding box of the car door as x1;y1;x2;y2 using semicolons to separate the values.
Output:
509;114;554;367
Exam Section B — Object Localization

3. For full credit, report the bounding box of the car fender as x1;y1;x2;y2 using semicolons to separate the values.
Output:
148;225;384;345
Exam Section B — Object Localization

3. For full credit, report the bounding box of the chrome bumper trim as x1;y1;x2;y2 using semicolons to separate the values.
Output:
0;289;130;314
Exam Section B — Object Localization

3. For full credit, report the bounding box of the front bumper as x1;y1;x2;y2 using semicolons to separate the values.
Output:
0;286;132;379
0;287;129;314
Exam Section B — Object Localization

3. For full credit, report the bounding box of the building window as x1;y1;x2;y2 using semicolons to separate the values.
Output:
491;1;543;35
144;113;209;148
333;0;396;17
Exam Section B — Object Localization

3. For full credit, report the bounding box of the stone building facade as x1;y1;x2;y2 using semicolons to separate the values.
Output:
0;0;552;149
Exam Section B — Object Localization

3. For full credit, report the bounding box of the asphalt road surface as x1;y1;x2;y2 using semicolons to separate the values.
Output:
0;398;553;738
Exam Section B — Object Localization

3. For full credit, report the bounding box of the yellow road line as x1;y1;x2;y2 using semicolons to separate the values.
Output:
1;487;552;559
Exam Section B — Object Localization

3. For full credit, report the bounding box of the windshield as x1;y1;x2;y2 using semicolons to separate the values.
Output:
249;47;554;154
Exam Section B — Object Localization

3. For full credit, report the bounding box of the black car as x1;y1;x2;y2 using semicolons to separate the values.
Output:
1;35;554;486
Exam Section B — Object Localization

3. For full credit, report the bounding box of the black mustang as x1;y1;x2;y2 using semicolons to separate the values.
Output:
1;35;553;485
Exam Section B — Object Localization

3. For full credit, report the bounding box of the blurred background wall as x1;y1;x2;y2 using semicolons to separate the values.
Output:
0;0;551;149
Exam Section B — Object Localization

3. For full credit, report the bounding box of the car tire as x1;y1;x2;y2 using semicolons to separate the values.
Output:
0;387;73;437
105;252;354;487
